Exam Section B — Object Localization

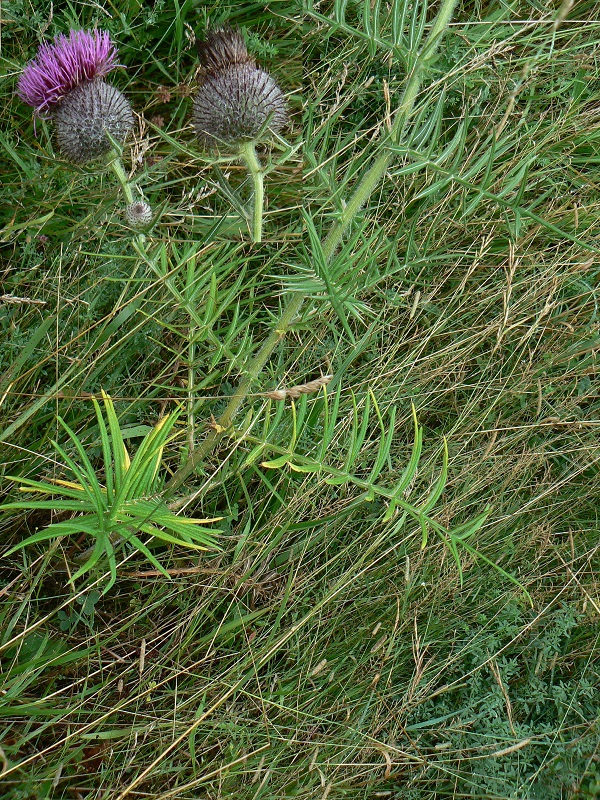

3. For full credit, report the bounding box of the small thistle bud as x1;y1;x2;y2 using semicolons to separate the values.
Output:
17;29;134;164
193;28;287;150
125;200;153;227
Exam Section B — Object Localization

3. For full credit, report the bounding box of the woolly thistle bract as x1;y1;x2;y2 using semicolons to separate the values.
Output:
53;79;134;164
125;200;153;227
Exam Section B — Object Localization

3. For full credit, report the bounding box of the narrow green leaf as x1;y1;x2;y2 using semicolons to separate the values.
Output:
289;462;322;474
93;396;114;502
390;403;423;497
3;475;88;501
392;0;409;45
419;437;448;513
50;439;101;511
318;382;341;463
4;515;100;556
368;402;396;484
0;500;88;512
56;417;107;511
135;524;212;550
70;535;107;585
345;391;371;471
458;539;532;604
101;391;128;489
127;535;172;578
324;475;349;486
420;515;428;549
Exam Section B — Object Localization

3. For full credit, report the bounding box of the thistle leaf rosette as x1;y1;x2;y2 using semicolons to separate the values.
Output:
1;392;222;594
18;29;134;164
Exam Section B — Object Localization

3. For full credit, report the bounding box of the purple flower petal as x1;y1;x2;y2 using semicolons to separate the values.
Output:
17;29;120;115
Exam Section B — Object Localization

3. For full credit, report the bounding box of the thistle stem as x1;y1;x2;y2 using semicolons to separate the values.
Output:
323;0;456;258
165;0;457;491
108;151;134;205
108;150;151;255
188;328;196;455
239;141;264;242
166;292;304;492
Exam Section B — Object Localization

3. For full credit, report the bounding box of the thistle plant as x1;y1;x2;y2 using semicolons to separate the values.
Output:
18;29;134;165
168;0;459;492
1;393;222;594
16;26;153;238
192;28;288;242
4;3;597;791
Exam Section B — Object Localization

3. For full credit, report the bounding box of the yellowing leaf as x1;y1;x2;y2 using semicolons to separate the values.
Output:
261;455;291;469
52;479;86;491
19;478;85;493
122;442;131;471
288;463;321;473
154;415;170;433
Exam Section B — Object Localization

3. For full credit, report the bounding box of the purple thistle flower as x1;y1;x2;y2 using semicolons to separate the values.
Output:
18;29;118;116
17;29;134;164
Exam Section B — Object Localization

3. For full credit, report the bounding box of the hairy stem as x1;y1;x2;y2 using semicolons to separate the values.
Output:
166;292;304;492
239;141;264;242
108;152;134;205
324;0;456;258
108;151;152;314
188;328;196;456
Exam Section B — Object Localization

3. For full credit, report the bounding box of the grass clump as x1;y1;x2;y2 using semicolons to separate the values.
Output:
1;0;600;798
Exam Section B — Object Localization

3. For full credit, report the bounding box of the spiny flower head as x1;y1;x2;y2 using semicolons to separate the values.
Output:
193;28;287;150
17;29;134;164
18;29;119;116
53;78;134;164
125;200;153;227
